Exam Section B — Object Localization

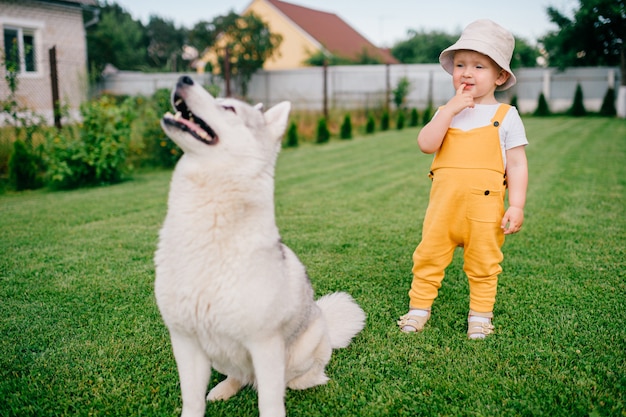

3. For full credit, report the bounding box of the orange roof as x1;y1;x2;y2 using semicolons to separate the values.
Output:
265;0;398;64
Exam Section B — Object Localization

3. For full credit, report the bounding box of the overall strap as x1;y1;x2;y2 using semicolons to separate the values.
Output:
490;104;512;127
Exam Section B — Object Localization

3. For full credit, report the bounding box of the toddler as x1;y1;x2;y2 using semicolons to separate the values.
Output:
398;19;528;339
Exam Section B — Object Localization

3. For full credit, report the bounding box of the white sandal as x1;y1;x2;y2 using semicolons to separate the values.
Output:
397;311;430;333
467;310;494;339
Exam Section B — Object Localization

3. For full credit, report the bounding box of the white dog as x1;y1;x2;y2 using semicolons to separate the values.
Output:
154;76;366;417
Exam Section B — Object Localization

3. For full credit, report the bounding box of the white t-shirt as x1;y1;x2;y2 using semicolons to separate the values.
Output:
446;104;528;168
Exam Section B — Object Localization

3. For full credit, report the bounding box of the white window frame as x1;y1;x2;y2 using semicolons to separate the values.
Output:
1;17;44;78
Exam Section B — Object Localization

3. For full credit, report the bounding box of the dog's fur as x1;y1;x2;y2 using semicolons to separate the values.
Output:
154;76;366;417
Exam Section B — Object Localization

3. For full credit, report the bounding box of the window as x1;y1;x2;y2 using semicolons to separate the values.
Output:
3;26;38;73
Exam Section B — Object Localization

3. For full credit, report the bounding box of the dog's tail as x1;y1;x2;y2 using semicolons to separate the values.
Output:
316;292;366;349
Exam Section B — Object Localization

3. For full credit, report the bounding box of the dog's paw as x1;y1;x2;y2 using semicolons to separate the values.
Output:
287;371;329;390
207;377;242;402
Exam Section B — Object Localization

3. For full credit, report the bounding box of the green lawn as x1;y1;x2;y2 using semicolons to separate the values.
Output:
1;117;625;416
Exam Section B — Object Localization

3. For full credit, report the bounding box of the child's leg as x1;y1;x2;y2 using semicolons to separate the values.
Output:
409;241;456;309
400;235;456;333
463;221;504;338
463;221;504;313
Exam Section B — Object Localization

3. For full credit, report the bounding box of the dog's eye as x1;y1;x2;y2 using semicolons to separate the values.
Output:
222;106;236;114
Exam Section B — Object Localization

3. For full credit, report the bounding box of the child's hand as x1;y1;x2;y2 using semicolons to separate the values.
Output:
501;206;524;235
445;83;475;115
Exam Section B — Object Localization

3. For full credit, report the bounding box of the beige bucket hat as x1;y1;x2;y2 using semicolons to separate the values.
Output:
439;19;516;91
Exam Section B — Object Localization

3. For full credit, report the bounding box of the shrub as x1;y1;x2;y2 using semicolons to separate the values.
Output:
409;108;419;127
44;96;136;189
365;114;375;134
285;121;299;147
422;106;433;125
392;77;411;110
510;95;519;109
140;89;181;167
381;111;390;131
533;92;551;117
599;87;616;117
396;111;405;130
316;117;330;144
340;114;352;139
568;83;586;117
9;140;42;191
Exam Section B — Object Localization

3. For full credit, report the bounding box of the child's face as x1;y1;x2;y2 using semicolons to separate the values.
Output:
452;50;510;104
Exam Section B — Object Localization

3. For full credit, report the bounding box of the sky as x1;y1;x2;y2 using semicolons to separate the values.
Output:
112;0;577;47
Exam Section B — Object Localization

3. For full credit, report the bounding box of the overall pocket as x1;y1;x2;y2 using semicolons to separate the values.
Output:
467;188;504;223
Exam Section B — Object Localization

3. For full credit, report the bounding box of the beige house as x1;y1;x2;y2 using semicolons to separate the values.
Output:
0;0;97;123
199;0;397;73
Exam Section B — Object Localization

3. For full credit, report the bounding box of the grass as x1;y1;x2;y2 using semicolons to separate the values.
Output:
1;117;625;416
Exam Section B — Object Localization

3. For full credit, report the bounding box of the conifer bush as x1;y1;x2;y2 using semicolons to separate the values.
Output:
569;83;586;117
340;114;352;139
285;121;299;147
533;92;551;117
600;87;616;117
396;111;405;130
422;106;433;125
381;111;390;131
365;114;375;134
409;108;419;127
316;117;330;144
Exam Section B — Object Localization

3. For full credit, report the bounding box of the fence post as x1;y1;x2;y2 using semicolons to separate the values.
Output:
323;61;328;119
385;63;390;111
49;46;62;129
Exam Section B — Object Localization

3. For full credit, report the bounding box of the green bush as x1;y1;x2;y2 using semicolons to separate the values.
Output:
422;106;433;126
381;111;390;131
568;83;586;117
396;111;405;130
9;140;42;191
392;76;411;110
533;92;551;117
409;108;419;127
365;114;375;134
510;95;519;109
600;87;616;117
285;120;299;147
316;117;330;144
44;96;136;189
139;89;181;167
340;113;352;139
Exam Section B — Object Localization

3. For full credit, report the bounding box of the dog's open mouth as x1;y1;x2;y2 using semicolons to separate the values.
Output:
163;94;218;145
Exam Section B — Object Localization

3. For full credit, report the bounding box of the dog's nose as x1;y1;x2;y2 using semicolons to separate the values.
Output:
177;76;194;87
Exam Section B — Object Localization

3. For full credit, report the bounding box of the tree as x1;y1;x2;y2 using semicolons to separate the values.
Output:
304;48;382;66
541;0;626;116
392;29;540;67
86;3;148;77
207;12;282;97
541;0;625;79
391;30;459;64
145;16;187;71
512;37;542;68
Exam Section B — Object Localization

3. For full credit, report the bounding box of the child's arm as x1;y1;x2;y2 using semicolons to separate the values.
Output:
417;83;475;154
501;145;528;235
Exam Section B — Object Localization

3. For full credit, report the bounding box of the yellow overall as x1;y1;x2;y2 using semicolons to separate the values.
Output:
409;104;510;313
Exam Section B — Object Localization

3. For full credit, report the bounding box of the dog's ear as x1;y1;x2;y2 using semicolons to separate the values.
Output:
264;101;291;140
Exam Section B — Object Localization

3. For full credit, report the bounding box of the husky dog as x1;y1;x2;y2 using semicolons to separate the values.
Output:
154;76;366;417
